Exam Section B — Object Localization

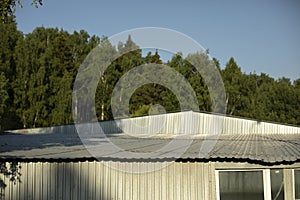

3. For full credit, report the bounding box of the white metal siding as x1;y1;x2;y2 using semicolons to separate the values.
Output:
0;161;216;200
8;111;300;135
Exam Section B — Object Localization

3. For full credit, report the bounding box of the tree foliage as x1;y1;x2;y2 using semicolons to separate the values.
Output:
0;20;299;130
1;24;99;129
0;0;42;23
0;72;9;130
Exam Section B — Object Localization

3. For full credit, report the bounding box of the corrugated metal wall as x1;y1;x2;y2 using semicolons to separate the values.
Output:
0;161;216;200
9;111;300;135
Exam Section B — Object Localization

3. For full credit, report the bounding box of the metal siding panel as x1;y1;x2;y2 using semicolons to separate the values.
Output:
76;162;82;200
149;163;156;200
49;162;54;199
204;163;211;200
91;161;96;200
110;161;117;200
80;162;85;200
194;163;200;199
104;161;110;199
155;163;161;200
111;162;116;199
139;163;145;200
94;162;100;200
209;162;216;200
83;161;89;200
1;164;7;200
182;162;189;199
65;162;71;200
35;162;40;200
5;160;300;200
178;163;184;200
7;173;11;200
48;163;55;200
20;162;25;200
161;164;167;200
101;161;106;199
132;165;139;200
0;161;217;200
96;161;102;200
42;162;48;200
8;111;300;135
58;163;64;200
200;163;206;200
189;162;196;200
5;163;16;200
72;162;79;200
28;162;33;200
121;162;127;200
169;162;176;200
127;162;134;199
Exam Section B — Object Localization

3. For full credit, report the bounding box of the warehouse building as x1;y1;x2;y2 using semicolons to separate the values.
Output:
1;111;300;200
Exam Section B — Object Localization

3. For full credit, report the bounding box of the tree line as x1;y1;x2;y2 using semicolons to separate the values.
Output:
0;18;299;131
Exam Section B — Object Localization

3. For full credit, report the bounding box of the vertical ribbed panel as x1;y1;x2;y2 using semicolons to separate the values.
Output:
0;161;216;200
8;111;300;135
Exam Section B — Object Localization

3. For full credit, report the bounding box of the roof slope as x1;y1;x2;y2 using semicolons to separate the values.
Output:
1;132;299;165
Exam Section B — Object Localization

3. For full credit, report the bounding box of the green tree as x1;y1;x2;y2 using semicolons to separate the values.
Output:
0;17;22;130
129;50;167;116
95;36;145;120
293;79;300;125
0;73;8;131
222;57;243;115
273;77;297;124
13;27;50;128
93;38;119;121
13;27;100;127
49;29;99;125
1;0;42;23
184;53;213;112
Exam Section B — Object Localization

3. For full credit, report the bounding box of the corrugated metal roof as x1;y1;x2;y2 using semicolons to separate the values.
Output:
1;132;299;164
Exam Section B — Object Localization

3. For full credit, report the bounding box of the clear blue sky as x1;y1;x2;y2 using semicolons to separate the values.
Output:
15;0;300;81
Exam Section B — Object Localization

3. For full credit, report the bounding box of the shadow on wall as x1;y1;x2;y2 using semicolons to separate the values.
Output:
0;162;21;200
0;161;112;200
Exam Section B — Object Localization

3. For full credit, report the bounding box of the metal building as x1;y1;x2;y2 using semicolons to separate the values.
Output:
1;111;300;200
